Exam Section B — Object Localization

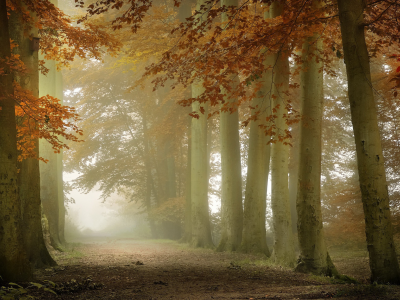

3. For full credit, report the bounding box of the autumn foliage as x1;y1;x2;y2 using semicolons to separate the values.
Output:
60;0;400;246
0;0;124;161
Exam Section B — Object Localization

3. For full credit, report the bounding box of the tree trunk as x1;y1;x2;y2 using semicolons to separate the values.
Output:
337;0;400;284
295;27;336;275
0;0;32;281
240;9;274;257
189;0;213;248
269;2;296;267
177;2;194;244
217;0;243;252
288;111;299;235
191;83;213;248
56;73;66;245
165;140;181;240
39;58;63;251
218;75;243;252
180;118;192;243
142;113;158;239
9;6;56;268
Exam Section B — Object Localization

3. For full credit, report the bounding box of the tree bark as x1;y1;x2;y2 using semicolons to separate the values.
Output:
9;5;56;268
0;0;32;281
217;0;243;252
337;0;400;284
177;2;194;244
240;9;274;256
39;58;63;251
142;112;158;239
56;73;66;245
269;2;296;267
288;133;299;234
191;83;213;248
189;0;214;248
180;118;192;243
295;27;336;276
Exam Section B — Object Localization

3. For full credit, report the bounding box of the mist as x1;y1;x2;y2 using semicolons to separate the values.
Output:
2;0;400;297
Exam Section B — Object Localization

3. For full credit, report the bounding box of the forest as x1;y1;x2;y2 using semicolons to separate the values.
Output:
2;0;400;299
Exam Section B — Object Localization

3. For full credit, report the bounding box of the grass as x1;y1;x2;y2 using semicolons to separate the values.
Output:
307;273;358;285
54;243;85;262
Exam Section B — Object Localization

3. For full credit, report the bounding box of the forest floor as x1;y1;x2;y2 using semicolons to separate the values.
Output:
6;238;400;299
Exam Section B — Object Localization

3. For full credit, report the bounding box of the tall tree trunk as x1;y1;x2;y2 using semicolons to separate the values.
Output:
217;0;243;252
0;0;32;281
181;119;192;243
177;2;194;244
142;113;158;239
269;2;296;267
39;59;63;251
337;0;400;284
288;133;299;235
191;84;213;248
295;22;337;275
56;69;66;246
166;140;177;199
189;0;213;248
218;75;243;251
38;0;64;252
165;140;181;240
9;6;56;268
240;10;273;257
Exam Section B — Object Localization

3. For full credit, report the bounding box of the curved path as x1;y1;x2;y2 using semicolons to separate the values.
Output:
32;238;399;299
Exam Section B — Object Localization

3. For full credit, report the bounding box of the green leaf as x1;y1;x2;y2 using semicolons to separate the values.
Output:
43;288;57;295
9;282;23;288
29;282;43;289
43;280;56;287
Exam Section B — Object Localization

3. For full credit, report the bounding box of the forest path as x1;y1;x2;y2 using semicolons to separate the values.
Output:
32;238;400;299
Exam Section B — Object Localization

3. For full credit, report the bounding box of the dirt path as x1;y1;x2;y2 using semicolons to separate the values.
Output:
27;238;400;299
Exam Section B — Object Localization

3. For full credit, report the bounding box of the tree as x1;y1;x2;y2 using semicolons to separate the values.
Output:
217;0;243;252
269;2;296;267
240;7;273;256
189;0;214;248
0;0;32;282
8;2;57;267
295;1;336;275
39;56;65;251
337;0;400;284
191;86;214;247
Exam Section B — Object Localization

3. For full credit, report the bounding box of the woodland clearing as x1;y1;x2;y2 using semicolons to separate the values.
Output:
7;238;400;300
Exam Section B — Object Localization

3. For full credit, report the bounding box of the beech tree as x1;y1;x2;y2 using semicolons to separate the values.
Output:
240;7;272;256
337;0;400;284
269;2;296;267
217;0;243;252
39;57;65;251
0;0;32;282
9;4;56;267
295;0;336;275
